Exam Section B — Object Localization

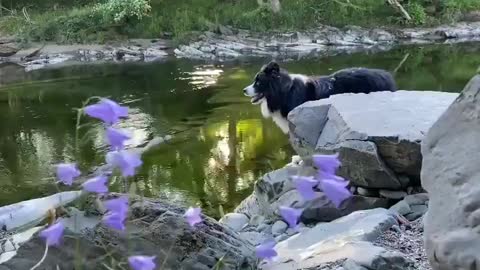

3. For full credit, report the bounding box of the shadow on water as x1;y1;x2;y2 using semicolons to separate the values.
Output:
0;42;479;217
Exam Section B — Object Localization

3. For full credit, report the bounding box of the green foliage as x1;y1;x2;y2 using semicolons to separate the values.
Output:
1;0;480;43
94;0;151;24
406;1;428;25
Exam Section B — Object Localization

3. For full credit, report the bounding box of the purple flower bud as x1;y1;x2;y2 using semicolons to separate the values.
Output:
106;127;131;150
312;153;341;176
292;176;318;201
106;150;143;177
255;240;277;260
82;175;108;193
128;255;156;270
184;207;202;227
55;163;81;186
84;98;128;125
318;178;351;207
279;206;302;229
39;221;64;246
102;211;126;231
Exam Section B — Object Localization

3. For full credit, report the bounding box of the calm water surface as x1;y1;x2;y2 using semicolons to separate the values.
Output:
0;43;478;217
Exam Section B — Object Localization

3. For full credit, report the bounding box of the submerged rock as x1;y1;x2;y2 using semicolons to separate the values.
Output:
288;90;458;189
421;74;480;270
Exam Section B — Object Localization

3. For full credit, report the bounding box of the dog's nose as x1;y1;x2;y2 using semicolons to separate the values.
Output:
243;88;247;94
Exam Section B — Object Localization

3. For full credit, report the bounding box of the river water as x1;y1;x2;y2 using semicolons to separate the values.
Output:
0;42;478;217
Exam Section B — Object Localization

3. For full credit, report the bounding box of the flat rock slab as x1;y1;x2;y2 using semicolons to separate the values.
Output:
288;90;458;189
262;208;397;269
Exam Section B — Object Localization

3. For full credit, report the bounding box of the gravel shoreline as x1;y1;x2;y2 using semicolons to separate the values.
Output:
374;217;432;270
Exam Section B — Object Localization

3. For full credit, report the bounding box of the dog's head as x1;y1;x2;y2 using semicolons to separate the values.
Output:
243;61;289;105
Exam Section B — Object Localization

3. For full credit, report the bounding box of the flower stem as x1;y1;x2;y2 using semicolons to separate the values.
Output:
30;242;49;270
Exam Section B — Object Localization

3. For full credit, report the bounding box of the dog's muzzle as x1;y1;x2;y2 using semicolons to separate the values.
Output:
243;84;264;104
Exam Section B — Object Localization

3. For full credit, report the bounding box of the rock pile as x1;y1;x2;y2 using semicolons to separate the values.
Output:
174;22;480;60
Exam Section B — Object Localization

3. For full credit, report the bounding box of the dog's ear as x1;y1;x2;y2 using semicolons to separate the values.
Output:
264;61;280;75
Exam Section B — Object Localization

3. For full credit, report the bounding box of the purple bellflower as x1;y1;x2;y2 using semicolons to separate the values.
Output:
82;175;108;193
279;206;303;229
184;207;202;227
292;176;318;201
106;127;131;150
128;256;156;270
319;178;352;207
55;163;81;186
106;150;143;177
102;211;127;231
255;240;278;261
39;221;65;246
312;153;341;176
84;98;128;125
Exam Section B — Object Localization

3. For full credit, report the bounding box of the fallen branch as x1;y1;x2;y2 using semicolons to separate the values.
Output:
387;0;412;21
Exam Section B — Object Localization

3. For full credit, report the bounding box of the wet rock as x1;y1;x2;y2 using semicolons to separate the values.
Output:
0;195;256;270
379;190;408;200
288;91;458;189
421;74;480;270
219;213;249;232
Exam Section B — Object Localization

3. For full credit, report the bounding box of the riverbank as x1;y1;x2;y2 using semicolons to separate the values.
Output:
1;21;480;71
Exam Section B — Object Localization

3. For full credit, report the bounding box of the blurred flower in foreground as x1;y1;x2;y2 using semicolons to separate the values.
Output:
184;207;202;227
39;221;64;246
292;176;318;201
106;150;143;177
82;175;108;193
56;163;81;186
279;206;302;229
256;240;277;261
128;255;156;270
84;98;128;125
106;127;131;150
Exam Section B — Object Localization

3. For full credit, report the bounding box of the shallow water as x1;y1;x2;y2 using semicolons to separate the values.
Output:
0;42;478;217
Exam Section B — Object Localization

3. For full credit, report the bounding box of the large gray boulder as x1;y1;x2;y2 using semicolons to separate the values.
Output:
421;75;480;270
0;195;256;270
288;90;458;189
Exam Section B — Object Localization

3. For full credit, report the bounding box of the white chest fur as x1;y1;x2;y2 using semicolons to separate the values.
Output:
260;99;289;134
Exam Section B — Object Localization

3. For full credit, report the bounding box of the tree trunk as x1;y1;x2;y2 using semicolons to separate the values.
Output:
387;0;411;21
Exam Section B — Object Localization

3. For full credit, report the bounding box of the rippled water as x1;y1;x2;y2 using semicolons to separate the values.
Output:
0;42;478;217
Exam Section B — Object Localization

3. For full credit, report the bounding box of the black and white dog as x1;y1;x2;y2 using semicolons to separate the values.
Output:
243;61;397;133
